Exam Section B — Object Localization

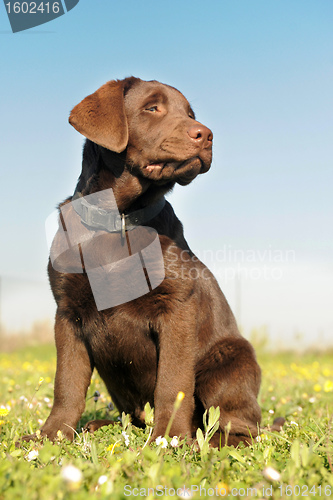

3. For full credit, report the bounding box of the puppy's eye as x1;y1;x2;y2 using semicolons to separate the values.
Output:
145;106;158;112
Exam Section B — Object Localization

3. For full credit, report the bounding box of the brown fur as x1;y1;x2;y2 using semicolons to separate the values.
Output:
24;77;261;446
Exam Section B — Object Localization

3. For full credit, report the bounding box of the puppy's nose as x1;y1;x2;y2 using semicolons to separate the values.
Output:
187;124;213;146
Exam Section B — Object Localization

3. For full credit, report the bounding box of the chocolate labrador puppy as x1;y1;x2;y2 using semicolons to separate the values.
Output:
27;77;261;446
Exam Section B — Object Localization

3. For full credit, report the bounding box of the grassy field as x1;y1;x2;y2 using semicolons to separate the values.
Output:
0;344;332;499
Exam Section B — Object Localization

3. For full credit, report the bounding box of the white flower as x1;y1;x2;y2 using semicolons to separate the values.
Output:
122;431;130;446
178;486;193;498
98;475;108;485
170;436;179;448
290;421;298;426
269;409;275;414
155;436;168;448
263;466;281;482
61;465;83;488
26;449;39;461
309;397;316;403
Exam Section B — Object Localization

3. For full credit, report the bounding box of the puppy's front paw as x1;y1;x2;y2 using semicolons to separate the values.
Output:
16;433;39;448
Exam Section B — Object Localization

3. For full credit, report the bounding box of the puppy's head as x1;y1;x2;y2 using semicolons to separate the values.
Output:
69;77;213;186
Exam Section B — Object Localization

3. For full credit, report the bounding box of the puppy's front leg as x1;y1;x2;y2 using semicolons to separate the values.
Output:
152;309;197;441
40;314;93;441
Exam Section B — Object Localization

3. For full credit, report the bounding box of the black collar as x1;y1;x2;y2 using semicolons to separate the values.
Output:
72;192;166;237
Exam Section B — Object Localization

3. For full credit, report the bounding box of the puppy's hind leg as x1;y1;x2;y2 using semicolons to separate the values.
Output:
195;337;261;447
83;419;115;433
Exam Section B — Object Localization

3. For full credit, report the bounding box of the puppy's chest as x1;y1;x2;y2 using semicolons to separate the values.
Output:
74;306;158;369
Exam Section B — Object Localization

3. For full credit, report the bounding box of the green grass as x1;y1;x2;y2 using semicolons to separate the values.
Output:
0;345;332;499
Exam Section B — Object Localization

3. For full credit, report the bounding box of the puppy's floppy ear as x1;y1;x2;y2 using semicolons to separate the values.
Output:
69;80;128;153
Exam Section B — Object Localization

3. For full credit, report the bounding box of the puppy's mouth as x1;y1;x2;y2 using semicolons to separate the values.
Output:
142;157;210;185
144;162;165;173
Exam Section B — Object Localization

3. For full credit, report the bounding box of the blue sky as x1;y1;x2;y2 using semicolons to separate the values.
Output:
0;0;332;348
